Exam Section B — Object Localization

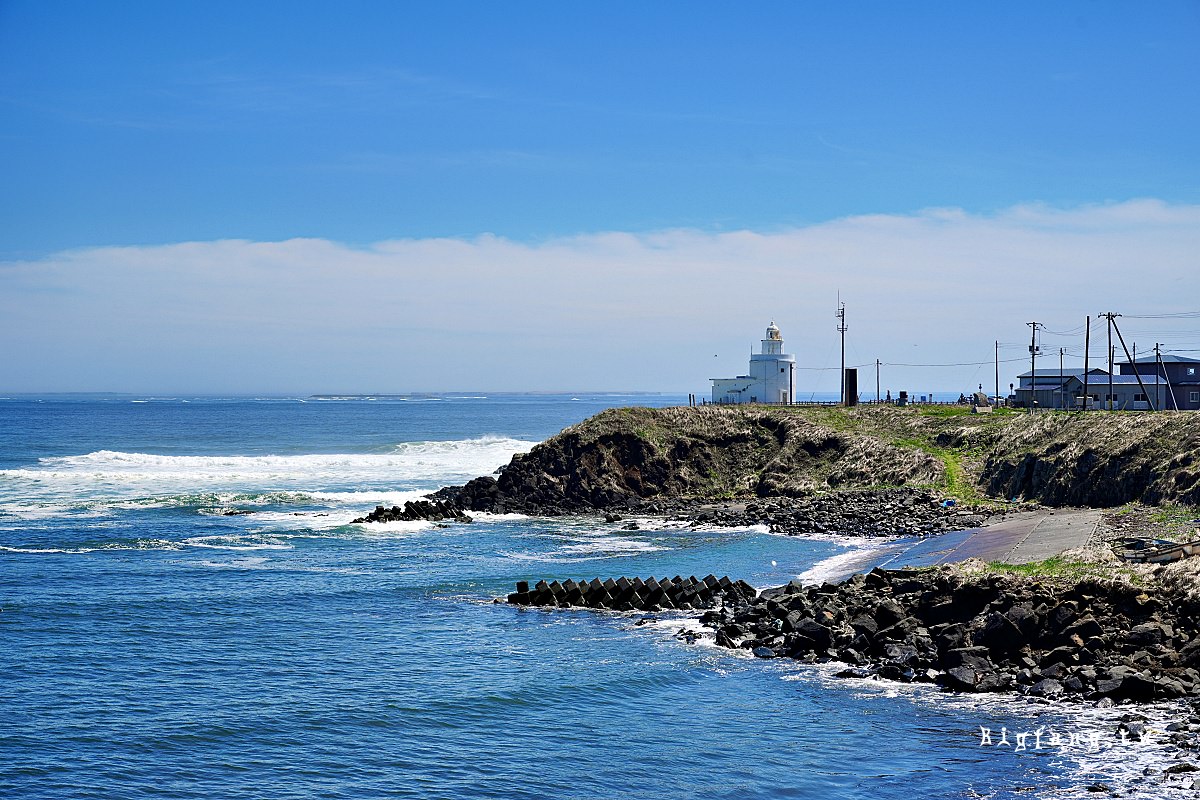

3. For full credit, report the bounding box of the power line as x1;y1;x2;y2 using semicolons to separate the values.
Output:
879;357;1029;368
1125;311;1200;319
1041;325;1087;336
799;355;1032;370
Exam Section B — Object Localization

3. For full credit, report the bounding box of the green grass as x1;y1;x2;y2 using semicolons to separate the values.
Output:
881;435;988;504
936;449;980;502
915;405;973;418
985;555;1148;585
1150;504;1199;526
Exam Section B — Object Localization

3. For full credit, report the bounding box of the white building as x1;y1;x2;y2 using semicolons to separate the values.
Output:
711;322;797;404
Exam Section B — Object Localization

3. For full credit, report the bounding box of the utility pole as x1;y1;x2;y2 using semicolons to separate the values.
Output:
1099;312;1119;410
837;298;847;404
1156;343;1162;411
1082;316;1091;411
875;359;881;404
994;340;1000;405
1059;347;1064;411
1111;316;1155;411
1027;321;1040;412
1110;343;1116;406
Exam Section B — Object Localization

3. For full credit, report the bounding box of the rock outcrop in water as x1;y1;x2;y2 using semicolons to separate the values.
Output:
703;566;1200;701
351;499;472;525
434;405;1200;516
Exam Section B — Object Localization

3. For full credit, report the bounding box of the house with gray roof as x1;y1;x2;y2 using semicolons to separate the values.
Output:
1116;354;1200;410
1013;367;1108;410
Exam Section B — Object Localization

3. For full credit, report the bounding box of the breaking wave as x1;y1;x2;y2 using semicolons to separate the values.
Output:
0;437;535;514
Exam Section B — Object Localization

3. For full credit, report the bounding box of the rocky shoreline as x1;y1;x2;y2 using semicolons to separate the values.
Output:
503;565;1200;792
703;564;1200;702
506;560;1200;707
430;482;1011;539
443;403;1200;705
443;402;1200;789
674;487;1001;536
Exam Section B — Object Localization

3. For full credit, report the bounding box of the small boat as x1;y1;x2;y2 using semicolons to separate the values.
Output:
1113;535;1200;564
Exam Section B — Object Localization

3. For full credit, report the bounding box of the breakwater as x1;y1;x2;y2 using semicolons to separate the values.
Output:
506;574;756;611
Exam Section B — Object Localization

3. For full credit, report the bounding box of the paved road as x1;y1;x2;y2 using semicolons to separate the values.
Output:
880;509;1102;568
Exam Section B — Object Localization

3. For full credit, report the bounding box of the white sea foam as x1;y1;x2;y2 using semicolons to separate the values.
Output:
198;556;271;569
559;536;667;555
305;489;431;505
182;533;292;550
471;511;532;522
782;662;1198;799
687;522;772;535
0;436;535;511
350;519;435;535
0;538;183;554
496;550;606;564
499;527;671;562
0;502;110;521
794;538;905;586
228;510;349;531
0;545;88;554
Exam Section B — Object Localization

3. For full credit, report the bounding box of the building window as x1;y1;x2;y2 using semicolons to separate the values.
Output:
1189;367;1197;376
780;367;785;373
1135;394;1146;402
1192;391;1200;403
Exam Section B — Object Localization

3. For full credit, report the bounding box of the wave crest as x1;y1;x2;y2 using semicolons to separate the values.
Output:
0;437;535;510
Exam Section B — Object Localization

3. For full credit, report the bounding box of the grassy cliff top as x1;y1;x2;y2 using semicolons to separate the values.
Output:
537;404;1200;508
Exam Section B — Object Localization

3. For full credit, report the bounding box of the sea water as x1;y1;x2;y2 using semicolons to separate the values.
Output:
0;395;1187;799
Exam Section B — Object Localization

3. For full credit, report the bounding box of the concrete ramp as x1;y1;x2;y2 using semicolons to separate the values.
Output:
1004;510;1102;563
883;510;1100;568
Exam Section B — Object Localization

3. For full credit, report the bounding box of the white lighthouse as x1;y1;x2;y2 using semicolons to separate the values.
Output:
710;322;797;404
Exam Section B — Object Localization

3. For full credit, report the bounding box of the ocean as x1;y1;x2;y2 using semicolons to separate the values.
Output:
0;394;1186;799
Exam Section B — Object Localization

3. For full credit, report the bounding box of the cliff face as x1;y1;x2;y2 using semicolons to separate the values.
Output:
438;405;1200;514
975;412;1200;507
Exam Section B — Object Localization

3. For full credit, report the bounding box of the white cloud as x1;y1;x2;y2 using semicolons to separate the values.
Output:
2;199;1198;394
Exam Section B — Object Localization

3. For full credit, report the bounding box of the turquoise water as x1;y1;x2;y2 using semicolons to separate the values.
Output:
0;395;1161;798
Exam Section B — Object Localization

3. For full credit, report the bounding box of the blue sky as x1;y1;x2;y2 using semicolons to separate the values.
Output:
2;1;1199;393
